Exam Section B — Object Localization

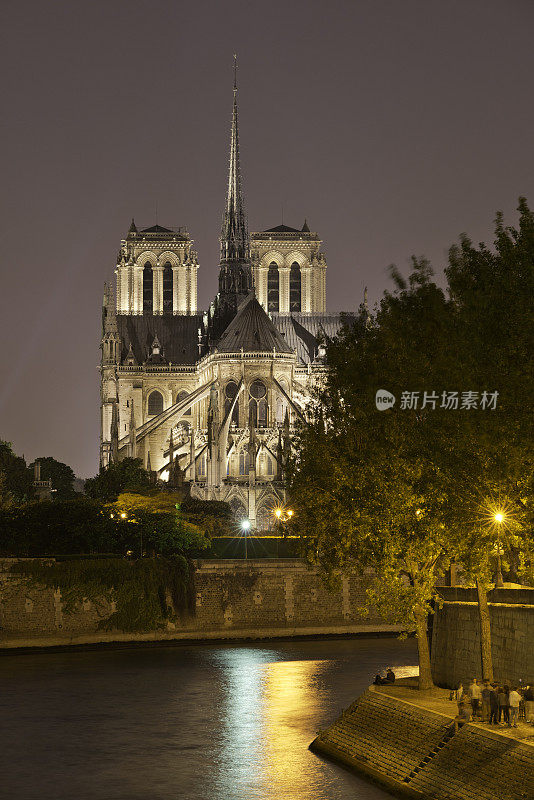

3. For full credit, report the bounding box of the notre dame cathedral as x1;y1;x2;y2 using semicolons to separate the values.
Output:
100;73;353;529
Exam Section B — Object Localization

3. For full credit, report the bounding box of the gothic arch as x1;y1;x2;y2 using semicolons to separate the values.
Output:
147;389;164;416
285;250;308;268
290;261;302;312
267;262;279;312
143;262;153;313
135;251;157;268
158;251;180;266
176;389;192;415
259;250;284;268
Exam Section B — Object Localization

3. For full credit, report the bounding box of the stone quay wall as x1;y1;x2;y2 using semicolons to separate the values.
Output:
431;587;534;687
0;558;401;650
311;688;534;800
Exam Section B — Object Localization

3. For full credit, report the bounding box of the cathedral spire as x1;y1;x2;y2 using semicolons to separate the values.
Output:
219;56;252;289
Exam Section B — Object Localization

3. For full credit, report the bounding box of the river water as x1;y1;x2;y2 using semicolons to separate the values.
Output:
0;636;418;800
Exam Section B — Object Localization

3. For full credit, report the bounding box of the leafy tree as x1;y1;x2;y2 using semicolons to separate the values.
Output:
290;265;455;689
28;456;77;500
0;471;14;510
0;497;210;558
0;441;32;502
290;200;534;688
85;458;152;501
0;498;120;556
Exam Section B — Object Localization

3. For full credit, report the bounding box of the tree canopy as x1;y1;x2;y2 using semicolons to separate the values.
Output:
29;456;77;499
84;458;153;501
289;200;534;687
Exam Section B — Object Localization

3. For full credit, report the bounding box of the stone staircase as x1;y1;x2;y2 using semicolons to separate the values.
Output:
311;689;534;800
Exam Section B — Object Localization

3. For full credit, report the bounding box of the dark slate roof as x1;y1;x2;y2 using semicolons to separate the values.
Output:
141;224;174;233
264;224;301;233
117;315;202;365
271;312;355;364
216;294;293;354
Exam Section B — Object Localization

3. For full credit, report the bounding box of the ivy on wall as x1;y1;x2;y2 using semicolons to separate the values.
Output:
10;557;195;632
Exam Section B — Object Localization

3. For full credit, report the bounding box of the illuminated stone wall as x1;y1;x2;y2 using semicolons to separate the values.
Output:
431;587;534;687
0;559;400;650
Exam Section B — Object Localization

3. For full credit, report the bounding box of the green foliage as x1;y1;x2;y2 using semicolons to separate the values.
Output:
290;200;534;686
10;557;195;632
0;471;14;510
28;457;77;499
0;441;32;502
113;491;185;515
0;496;209;558
0;498;118;556
84;458;152;501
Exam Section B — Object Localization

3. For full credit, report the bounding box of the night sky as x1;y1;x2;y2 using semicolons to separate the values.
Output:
2;0;533;478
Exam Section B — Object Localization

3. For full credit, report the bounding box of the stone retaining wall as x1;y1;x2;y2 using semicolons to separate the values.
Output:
311;689;534;800
431;588;534;687
0;558;400;649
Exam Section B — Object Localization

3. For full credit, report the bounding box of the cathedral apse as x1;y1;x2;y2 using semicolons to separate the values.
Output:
100;69;353;528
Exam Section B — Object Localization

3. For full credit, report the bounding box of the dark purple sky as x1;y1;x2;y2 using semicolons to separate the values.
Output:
2;0;533;478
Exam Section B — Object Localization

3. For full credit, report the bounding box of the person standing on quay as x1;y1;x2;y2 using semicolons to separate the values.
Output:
508;687;521;728
489;684;500;725
498;685;510;725
524;685;534;723
469;678;482;719
481;681;492;722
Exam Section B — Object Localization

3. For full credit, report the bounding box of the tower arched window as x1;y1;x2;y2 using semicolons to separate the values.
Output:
163;262;173;313
267;262;279;312
224;380;240;426
239;452;250;476
290;261;301;312
249;380;268;427
147;390;163;416
143;262;153;314
177;390;192;415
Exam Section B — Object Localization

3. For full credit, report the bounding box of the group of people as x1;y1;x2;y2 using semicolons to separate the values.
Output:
453;678;534;728
373;668;396;685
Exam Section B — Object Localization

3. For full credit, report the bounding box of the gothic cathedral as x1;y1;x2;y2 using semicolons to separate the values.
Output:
100;75;351;529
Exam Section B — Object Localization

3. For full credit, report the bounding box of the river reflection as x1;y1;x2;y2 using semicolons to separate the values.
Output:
0;637;418;800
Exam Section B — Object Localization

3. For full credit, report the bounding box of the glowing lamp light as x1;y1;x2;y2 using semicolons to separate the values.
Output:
120;512;127;519
287;510;294;517
494;512;504;523
274;508;282;519
241;519;251;531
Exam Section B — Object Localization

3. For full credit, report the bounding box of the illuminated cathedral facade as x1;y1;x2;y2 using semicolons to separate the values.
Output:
100;75;351;529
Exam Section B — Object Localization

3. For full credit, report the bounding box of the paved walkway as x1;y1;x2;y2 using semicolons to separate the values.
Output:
374;678;534;746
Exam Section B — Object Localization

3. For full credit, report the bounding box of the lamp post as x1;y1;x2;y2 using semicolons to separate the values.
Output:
273;507;294;557
241;519;250;560
494;512;504;588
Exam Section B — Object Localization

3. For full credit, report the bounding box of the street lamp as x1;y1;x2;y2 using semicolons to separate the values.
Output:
272;507;294;557
241;519;251;560
494;511;505;588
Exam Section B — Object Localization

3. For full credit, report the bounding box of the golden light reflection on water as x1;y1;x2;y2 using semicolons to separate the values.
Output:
214;649;419;799
260;659;333;800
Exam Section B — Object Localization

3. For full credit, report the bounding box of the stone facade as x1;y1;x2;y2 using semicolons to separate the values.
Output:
99;78;355;525
0;559;400;649
431;587;534;686
250;225;327;314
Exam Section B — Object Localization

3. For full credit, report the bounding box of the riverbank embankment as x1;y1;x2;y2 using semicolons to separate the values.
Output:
0;558;402;650
310;680;534;800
